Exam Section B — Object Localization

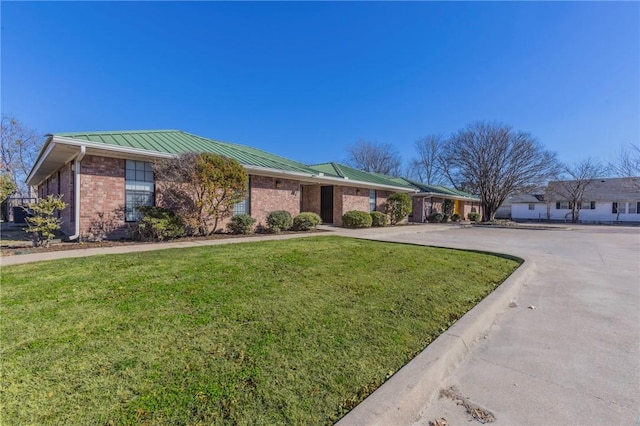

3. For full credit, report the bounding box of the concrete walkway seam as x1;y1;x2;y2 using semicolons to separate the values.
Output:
336;257;536;426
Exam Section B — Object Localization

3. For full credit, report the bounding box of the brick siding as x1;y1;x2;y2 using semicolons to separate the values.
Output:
79;155;128;239
301;184;320;214
250;175;301;228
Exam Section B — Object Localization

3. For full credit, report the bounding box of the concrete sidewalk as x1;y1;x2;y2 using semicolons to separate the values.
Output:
0;222;455;267
339;225;640;425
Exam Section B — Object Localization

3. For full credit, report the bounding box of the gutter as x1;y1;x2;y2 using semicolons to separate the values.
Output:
67;145;86;241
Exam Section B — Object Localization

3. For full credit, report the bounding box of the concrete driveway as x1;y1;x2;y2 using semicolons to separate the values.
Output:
364;225;640;425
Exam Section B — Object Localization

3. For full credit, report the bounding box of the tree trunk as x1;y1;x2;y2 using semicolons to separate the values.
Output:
482;203;496;222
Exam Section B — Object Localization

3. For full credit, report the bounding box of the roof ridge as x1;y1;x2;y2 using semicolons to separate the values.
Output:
55;129;181;136
330;162;347;178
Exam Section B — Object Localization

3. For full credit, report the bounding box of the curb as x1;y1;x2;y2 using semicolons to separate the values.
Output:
336;257;536;426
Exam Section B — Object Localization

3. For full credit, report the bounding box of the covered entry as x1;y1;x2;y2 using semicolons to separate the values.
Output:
320;186;333;223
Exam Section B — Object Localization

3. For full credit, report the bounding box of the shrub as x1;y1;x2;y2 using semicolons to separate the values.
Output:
468;212;480;222
266;210;293;233
441;214;450;223
451;213;461;222
135;206;186;241
443;199;455;217
370;211;388;227
342;210;372;228
227;214;256;234
292;212;322;231
427;212;443;223
24;195;67;247
385;193;412;225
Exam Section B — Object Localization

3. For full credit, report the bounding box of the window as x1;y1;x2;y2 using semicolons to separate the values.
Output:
628;202;638;214
369;189;377;212
125;160;154;221
233;176;251;216
612;202;626;214
528;203;535;210
579;201;595;210
555;201;572;210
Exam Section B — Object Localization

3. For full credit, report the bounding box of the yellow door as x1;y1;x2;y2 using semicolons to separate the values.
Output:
454;200;460;215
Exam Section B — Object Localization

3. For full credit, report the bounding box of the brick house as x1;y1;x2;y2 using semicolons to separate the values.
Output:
397;178;482;222
26;130;418;239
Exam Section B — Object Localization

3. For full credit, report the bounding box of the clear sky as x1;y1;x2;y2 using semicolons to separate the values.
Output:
2;1;638;169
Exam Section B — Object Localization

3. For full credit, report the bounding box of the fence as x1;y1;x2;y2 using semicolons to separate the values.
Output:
1;197;37;223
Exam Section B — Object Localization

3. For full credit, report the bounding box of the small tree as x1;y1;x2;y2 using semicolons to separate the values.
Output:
24;195;66;247
442;199;455;218
547;158;608;223
1;173;16;203
385;192;412;225
154;152;248;235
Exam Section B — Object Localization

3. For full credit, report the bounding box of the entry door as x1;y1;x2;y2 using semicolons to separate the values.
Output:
320;186;334;224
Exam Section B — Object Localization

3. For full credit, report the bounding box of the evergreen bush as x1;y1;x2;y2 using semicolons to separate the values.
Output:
227;214;256;234
266;210;293;233
135;206;186;241
385;193;412;225
292;212;322;231
370;211;388;227
342;210;372;228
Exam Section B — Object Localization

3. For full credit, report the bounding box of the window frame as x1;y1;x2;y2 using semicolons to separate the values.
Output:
369;189;377;212
125;160;155;222
232;176;251;216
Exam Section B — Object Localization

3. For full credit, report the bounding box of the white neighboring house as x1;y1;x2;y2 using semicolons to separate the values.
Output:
510;194;548;221
545;177;640;223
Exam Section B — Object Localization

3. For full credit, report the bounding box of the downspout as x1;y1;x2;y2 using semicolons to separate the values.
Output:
68;145;86;241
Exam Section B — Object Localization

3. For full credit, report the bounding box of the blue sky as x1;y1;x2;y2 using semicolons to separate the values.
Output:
2;1;638;169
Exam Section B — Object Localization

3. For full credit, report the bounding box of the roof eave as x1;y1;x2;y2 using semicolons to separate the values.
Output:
414;192;481;202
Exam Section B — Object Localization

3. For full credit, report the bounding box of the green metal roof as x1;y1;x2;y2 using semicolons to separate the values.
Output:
54;130;316;175
398;177;479;200
308;162;416;190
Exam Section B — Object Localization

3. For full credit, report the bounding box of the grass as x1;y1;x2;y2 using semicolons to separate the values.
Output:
0;236;520;425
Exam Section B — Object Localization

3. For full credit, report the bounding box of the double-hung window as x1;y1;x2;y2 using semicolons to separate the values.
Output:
125;160;154;221
556;201;572;210
612;202;626;214
232;176;251;216
369;189;377;212
580;201;596;210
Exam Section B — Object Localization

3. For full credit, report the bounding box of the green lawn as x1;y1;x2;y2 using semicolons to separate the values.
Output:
1;236;520;425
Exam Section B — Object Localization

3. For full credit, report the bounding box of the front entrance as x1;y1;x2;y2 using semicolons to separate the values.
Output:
320;186;334;224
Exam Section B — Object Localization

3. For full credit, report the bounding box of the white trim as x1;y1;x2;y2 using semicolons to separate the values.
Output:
26;139;56;185
53;136;175;160
413;192;480;202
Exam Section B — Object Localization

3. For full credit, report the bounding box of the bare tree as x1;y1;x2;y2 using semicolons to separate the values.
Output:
345;140;402;176
443;121;560;222
546;158;609;223
609;144;640;187
0;115;42;197
409;135;447;185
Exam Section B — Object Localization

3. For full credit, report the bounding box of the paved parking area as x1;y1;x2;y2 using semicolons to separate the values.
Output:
366;226;640;425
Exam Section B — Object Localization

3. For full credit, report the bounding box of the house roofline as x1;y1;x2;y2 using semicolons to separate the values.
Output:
28;136;415;193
